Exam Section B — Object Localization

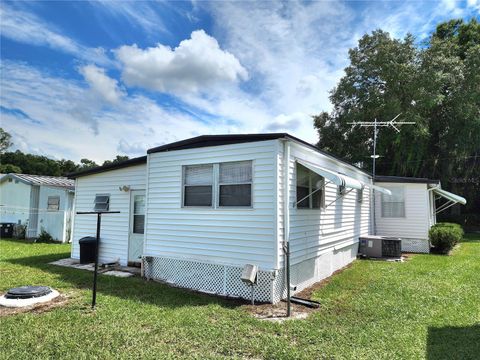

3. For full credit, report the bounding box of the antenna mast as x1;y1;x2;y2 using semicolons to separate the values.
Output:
347;113;415;234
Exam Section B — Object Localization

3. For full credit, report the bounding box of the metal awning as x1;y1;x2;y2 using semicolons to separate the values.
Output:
430;187;466;214
297;160;363;190
369;184;392;196
432;188;467;205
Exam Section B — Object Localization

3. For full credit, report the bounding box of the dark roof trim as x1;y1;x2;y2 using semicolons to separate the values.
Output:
375;175;440;184
68;156;147;179
147;133;371;176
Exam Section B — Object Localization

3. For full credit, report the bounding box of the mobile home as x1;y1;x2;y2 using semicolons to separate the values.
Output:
0;173;75;242
374;176;466;253
69;134;466;303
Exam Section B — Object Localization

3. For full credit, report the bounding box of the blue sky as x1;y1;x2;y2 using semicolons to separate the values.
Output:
1;0;479;163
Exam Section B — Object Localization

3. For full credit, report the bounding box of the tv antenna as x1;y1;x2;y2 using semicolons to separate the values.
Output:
347;113;415;234
347;114;415;177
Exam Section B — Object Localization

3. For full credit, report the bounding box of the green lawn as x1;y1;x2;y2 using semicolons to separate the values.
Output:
1;236;479;360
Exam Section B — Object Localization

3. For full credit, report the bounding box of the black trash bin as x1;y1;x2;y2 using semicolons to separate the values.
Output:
79;236;98;264
0;223;15;239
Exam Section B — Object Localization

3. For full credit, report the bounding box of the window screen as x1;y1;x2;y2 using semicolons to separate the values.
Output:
94;194;110;212
296;163;324;209
183;164;213;206
133;194;145;234
47;196;60;211
381;187;405;217
219;161;252;206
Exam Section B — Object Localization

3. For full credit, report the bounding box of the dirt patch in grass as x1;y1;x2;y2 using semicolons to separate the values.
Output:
0;294;70;317
242;263;355;320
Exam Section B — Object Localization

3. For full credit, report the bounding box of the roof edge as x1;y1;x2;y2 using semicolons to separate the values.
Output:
67;156;147;179
147;133;371;177
375;175;440;184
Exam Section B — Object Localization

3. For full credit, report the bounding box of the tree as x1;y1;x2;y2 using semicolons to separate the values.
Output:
313;18;480;218
102;155;129;166
0;163;22;174
0;128;12;154
79;158;98;170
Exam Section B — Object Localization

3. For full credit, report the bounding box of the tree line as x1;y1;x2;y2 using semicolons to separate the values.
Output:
313;18;479;224
0;128;129;176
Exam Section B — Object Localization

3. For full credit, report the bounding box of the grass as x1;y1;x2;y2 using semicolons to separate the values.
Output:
1;236;479;360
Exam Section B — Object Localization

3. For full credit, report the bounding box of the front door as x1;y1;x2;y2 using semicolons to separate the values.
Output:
128;190;145;263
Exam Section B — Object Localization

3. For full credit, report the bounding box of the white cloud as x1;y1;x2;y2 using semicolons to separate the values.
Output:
0;3;112;66
79;65;125;104
0;61;233;162
115;30;248;94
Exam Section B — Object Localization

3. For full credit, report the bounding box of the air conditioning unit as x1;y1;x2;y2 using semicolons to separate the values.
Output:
359;236;402;258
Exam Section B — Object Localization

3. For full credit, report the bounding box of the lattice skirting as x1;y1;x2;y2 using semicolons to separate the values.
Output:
142;256;278;303
401;238;430;253
143;243;358;304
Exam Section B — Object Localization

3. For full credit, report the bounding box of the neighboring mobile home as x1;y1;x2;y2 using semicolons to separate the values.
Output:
0;173;75;242
374;176;467;253
69;133;466;303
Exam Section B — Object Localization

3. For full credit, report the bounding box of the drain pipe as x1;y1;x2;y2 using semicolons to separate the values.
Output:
282;139;291;317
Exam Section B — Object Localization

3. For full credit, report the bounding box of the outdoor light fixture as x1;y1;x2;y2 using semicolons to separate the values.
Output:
118;185;131;192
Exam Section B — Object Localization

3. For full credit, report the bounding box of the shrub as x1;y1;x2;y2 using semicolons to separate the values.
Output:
36;229;55;243
429;222;464;254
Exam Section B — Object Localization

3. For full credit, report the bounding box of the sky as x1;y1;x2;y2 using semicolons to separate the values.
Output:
1;0;479;163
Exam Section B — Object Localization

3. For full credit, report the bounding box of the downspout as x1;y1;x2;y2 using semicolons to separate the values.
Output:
282;139;291;317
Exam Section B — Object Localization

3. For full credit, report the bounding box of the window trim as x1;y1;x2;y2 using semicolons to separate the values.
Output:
381;187;406;218
181;161;254;209
218;161;253;208
47;196;60;211
182;164;214;208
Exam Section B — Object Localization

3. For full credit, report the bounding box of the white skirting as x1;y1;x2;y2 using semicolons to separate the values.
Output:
142;243;358;303
401;238;430;253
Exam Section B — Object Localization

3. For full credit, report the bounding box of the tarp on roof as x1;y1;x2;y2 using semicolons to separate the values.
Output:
432;187;466;205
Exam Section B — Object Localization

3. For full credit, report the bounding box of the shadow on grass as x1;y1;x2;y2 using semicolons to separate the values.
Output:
427;325;480;360
6;252;243;310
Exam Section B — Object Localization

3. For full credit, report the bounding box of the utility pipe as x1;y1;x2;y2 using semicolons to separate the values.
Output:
282;139;291;317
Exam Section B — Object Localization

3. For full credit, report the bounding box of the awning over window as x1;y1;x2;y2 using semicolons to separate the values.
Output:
432;187;467;205
369;184;392;196
296;160;363;190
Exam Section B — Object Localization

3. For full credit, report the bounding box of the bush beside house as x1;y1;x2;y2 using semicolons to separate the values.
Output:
429;223;464;254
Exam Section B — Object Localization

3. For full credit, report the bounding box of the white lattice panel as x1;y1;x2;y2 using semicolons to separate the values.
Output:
401;239;430;253
143;243;358;304
143;256;275;303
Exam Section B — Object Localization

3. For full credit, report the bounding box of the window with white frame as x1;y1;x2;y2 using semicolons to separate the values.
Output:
47;196;60;211
219;161;252;207
381;187;405;217
296;163;324;209
94;194;110;212
182;161;253;207
183;164;213;206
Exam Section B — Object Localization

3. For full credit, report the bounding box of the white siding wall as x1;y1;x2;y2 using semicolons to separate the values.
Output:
0;180;31;225
37;186;71;242
71;164;146;265
375;182;430;240
278;141;371;276
145;140;278;270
